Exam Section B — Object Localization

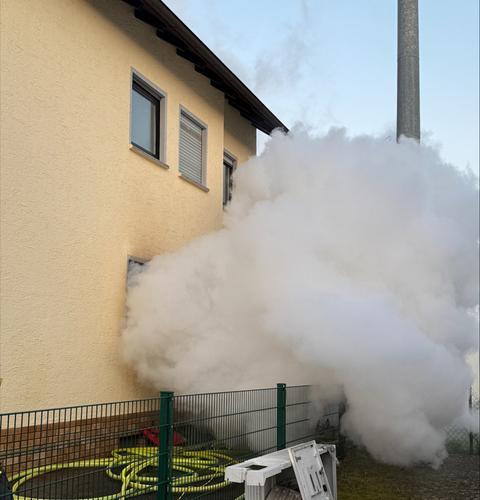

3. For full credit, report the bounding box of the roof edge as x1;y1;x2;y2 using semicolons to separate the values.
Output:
124;0;288;135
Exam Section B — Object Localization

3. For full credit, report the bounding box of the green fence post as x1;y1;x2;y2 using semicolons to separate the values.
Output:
158;391;174;500
277;383;286;450
469;387;473;455
337;401;346;460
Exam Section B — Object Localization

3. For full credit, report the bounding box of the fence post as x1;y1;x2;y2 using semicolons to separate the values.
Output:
277;383;286;450
337;401;346;460
158;391;174;500
469;387;473;455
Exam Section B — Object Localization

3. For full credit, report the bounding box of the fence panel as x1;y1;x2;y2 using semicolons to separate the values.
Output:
0;399;161;499
171;388;277;499
445;393;480;456
285;386;340;448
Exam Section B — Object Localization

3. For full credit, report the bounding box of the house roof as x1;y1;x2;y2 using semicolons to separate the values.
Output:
123;0;288;135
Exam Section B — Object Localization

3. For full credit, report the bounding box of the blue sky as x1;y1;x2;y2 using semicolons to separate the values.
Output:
164;0;479;175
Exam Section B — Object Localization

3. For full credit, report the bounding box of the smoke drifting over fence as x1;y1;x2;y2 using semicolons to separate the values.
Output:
123;128;479;467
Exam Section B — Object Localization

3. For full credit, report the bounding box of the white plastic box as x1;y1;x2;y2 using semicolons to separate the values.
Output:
225;441;337;500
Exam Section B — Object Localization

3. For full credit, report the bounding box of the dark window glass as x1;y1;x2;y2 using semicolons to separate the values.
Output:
127;258;146;287
131;79;160;158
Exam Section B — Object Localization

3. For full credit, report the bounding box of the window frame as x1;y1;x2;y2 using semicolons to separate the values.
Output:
130;70;167;163
223;151;237;207
178;106;208;190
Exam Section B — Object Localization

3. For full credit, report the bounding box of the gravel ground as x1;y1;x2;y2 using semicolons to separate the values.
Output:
337;449;480;500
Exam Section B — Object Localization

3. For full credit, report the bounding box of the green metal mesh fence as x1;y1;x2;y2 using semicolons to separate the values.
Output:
0;398;162;499
0;386;340;499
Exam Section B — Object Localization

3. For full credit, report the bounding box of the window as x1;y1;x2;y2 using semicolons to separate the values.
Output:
131;73;164;160
179;110;206;186
223;152;236;206
127;257;147;287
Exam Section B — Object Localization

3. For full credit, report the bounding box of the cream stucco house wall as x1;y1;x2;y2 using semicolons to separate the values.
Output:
0;0;286;412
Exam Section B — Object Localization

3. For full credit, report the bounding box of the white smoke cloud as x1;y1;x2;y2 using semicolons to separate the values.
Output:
252;0;312;94
122;128;479;467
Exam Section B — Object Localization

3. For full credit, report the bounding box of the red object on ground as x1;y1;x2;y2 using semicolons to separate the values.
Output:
143;428;185;446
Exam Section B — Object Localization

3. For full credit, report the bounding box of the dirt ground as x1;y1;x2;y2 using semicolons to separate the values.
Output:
8;447;479;499
337;449;480;500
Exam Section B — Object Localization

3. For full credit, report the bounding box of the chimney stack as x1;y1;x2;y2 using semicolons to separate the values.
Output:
396;0;420;142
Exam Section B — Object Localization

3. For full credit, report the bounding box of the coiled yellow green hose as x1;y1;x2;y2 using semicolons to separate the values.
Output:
9;447;241;499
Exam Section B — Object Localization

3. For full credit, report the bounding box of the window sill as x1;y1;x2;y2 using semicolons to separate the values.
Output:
178;174;209;192
130;144;170;170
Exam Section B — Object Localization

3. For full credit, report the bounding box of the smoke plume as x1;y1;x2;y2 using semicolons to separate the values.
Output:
123;128;479;466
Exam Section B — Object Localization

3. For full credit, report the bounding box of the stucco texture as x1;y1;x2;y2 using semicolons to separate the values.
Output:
0;0;256;411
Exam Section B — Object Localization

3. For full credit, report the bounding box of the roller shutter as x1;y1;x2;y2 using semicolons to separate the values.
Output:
179;112;204;184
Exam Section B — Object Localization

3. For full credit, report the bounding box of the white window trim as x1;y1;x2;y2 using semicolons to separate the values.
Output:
130;68;168;165
178;105;208;190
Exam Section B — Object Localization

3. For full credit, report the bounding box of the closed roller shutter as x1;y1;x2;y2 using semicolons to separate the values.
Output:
179;112;204;184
